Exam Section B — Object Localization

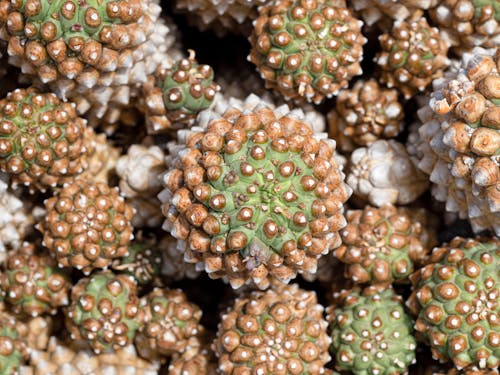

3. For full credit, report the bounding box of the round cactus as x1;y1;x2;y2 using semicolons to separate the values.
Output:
65;270;144;353
375;17;450;99
40;180;135;274
161;101;351;289
327;79;404;152
0;88;89;191
0;243;71;317
213;284;331;374
143;53;220;134
112;237;162;286
328;286;417;375
334;205;432;285
0;0;145;81
135;288;203;359
347;140;429;207
249;0;366;104
408;237;500;370
0;0;177;129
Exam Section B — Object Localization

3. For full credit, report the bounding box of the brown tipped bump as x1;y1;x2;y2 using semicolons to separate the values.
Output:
0;87;90;191
0;243;71;317
249;0;366;104
408;237;500;369
40;179;134;274
160;101;351;289
335;204;433;285
0;312;28;375
213;283;331;374
328;79;404;151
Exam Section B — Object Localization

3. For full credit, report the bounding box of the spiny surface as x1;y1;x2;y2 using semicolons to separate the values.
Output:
351;0;439;29
173;0;269;36
347;139;428;207
0;176;33;260
28;336;160;374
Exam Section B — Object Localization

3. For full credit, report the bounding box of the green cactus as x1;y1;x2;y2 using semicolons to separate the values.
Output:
1;243;71;317
0;88;88;190
0;315;25;375
161;54;220;122
65;270;144;353
249;0;366;103
329;287;417;375
409;237;500;370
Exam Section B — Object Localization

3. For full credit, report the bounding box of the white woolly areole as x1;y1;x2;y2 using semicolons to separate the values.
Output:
348;140;428;207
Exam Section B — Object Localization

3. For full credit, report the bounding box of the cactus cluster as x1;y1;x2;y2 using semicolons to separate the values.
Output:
0;0;496;374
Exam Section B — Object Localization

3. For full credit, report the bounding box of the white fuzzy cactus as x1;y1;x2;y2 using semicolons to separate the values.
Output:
347;140;428;207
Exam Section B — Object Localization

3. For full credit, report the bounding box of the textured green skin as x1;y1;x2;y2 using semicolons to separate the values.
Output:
161;62;216;115
70;272;141;351
0;319;22;375
416;241;500;368
227;296;327;373
330;289;416;375
2;255;70;315
474;0;500;22
355;217;415;282
0;93;73;171
389;26;434;69
201;138;316;263
17;0;126;43
148;292;186;330
52;191;128;263
255;3;356;90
